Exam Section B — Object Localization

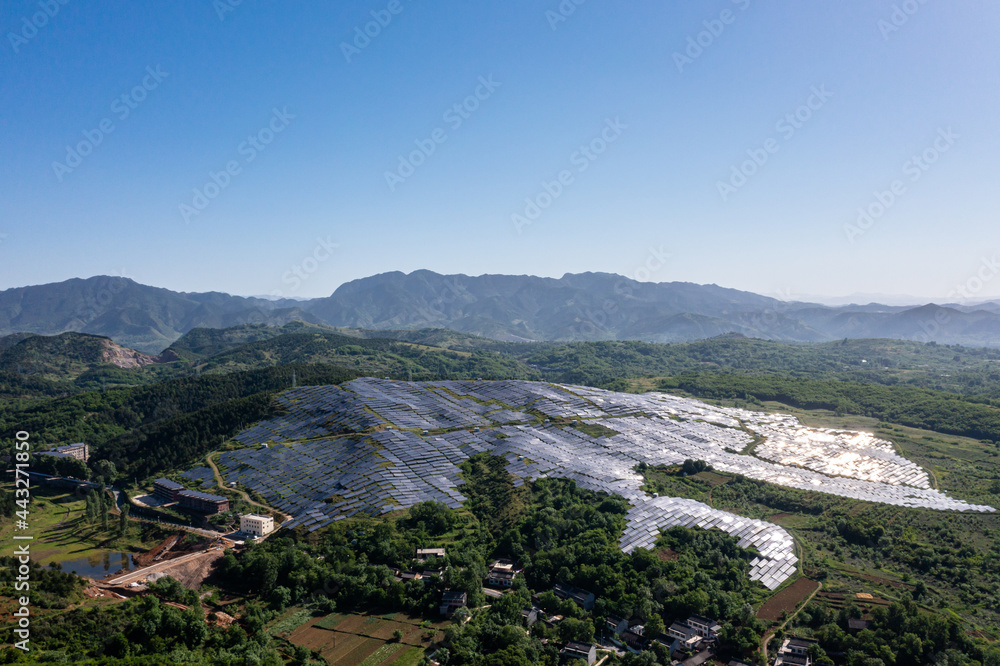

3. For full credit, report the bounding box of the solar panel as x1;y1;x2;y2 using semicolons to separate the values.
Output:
202;378;994;591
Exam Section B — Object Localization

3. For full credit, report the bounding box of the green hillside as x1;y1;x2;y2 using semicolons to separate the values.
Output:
177;324;536;381
522;336;1000;398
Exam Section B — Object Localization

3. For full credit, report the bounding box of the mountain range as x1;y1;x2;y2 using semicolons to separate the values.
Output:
2;272;999;352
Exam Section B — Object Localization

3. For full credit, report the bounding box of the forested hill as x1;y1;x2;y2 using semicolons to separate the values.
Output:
0;364;358;480
12;324;1000;401
0;324;538;401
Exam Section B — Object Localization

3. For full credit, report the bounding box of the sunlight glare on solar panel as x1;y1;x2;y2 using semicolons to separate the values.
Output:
200;378;996;591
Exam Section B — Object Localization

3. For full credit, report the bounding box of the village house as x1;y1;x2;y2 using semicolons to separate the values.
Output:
685;614;722;640
486;558;519;588
552;582;596;610
416;548;446;562
439;590;467;617
604;614;628;637
666;620;702;651
622;626;648;652
775;636;818;666
559;641;597;665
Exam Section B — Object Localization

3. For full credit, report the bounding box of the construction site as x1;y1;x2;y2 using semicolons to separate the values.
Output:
84;531;235;601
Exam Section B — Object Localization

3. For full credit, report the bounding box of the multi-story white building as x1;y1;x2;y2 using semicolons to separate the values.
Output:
240;513;274;538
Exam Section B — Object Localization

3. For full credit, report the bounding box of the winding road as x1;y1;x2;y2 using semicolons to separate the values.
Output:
205;451;291;524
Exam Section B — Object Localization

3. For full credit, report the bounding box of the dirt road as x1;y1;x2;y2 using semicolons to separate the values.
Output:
205;451;290;523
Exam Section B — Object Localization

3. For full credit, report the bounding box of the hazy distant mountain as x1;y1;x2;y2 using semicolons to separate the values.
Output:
3;271;1000;350
0;276;320;352
306;270;823;343
793;292;930;307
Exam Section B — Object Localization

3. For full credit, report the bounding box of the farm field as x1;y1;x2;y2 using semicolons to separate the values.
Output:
286;611;444;665
756;577;820;622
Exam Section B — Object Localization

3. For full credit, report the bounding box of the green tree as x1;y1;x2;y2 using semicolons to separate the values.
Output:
85;491;96;524
119;503;130;535
93;459;117;482
292;644;311;665
557;617;594;643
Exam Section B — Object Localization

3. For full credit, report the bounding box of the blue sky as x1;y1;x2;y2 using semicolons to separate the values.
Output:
2;0;998;302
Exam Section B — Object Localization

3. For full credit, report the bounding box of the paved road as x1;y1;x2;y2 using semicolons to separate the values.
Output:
103;548;222;586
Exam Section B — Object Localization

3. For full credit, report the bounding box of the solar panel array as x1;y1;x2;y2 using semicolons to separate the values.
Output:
178;465;217;489
752;426;931;488
620;497;797;590
201;378;993;585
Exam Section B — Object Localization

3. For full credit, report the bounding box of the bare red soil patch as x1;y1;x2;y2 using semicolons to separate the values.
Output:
757;577;819;621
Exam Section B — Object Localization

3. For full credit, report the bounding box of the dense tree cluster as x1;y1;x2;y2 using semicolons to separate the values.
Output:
0;557;84;610
0;590;284;664
795;596;1000;666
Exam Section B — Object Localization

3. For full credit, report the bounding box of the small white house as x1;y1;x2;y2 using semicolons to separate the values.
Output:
240;513;275;538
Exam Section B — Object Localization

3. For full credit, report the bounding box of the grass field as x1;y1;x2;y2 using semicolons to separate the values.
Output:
287;611;444;665
0;484;167;567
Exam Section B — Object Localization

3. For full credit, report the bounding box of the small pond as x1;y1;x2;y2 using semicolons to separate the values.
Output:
54;551;137;579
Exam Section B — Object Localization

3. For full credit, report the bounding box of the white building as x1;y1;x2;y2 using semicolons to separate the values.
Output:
240;514;274;538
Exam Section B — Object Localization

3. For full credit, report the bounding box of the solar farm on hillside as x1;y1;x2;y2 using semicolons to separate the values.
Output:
211;379;994;590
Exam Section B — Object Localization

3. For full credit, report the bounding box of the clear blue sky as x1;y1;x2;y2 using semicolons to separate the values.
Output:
2;0;998;302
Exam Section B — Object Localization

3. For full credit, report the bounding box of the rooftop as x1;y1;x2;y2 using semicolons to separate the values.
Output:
178;489;229;502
